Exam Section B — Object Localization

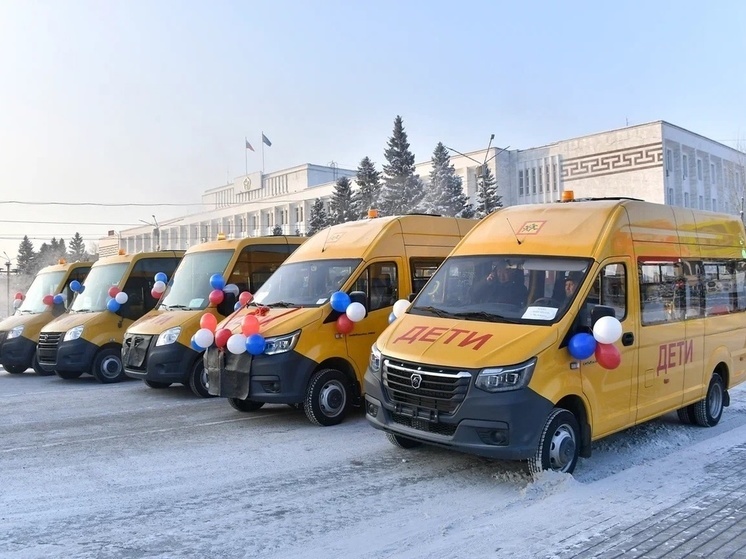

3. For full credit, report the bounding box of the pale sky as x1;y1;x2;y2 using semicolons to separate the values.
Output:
1;0;745;267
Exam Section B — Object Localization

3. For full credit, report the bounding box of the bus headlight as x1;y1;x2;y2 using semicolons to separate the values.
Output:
263;330;300;355
63;325;84;342
156;327;181;346
369;343;382;375
8;325;24;339
475;357;537;393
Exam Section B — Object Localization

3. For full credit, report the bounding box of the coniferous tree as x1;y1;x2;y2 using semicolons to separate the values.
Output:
68;232;86;261
352;156;381;218
272;225;283;236
306;198;329;237
419;142;470;217
329;176;356;225
379;115;424;215
475;165;502;218
16;236;35;276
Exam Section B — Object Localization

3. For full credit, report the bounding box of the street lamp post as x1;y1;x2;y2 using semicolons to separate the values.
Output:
2;252;11;317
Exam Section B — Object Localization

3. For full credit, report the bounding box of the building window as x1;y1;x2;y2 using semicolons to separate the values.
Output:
682;154;688;179
711;162;716;184
684;192;690;207
667;187;674;205
712;198;717;212
531;168;537;194
518;170;524;196
666;149;673;174
697;159;703;181
553;163;558;191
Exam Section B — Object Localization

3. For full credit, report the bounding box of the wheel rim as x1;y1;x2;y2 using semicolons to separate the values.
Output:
100;355;122;379
548;423;576;472
199;367;209;391
708;380;723;418
318;380;346;418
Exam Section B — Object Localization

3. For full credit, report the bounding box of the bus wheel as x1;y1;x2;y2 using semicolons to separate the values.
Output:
304;368;350;426
144;380;171;389
32;353;52;376
528;408;580;475
228;398;265;412
676;405;696;424
3;363;26;374
386;432;422;449
92;348;126;384
188;357;213;398
693;373;724;427
56;370;83;380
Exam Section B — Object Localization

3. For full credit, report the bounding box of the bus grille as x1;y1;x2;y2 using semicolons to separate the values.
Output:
37;332;62;364
382;359;471;415
123;334;152;371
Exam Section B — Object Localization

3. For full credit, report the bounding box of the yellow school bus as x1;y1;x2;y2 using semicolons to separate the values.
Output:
364;198;746;473
0;261;91;375
37;251;183;383
205;214;477;426
122;236;305;397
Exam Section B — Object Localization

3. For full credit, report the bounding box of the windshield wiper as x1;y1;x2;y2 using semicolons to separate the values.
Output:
454;311;522;324
411;306;459;318
163;304;189;310
265;301;297;308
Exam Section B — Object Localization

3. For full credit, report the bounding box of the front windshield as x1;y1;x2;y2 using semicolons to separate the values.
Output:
17;270;67;314
70;263;129;312
253;258;362;307
410;255;591;324
158;250;233;311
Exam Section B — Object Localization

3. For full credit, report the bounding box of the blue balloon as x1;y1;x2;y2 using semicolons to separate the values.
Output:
154;272;168;283
388;311;397;324
190;336;203;352
53;294;64;305
106;298;121;313
245;334;266;355
210;273;226;290
70;280;81;293
330;291;351;312
234;301;242;311
568;333;596;360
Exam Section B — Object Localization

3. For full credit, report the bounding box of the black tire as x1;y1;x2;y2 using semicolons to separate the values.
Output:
91;347;126;384
386;432;422;449
56;370;83;380
528;408;580;475
144;380;171;389
32;352;53;376
693;373;725;427
228;398;265;412
304;368;351;426
676;405;696;425
188;356;213;398
3;363;27;374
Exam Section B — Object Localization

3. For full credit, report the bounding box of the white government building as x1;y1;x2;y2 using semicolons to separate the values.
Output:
104;120;746;256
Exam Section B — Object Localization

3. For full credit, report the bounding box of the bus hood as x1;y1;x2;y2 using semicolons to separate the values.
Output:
219;306;323;337
0;312;52;331
41;311;100;333
127;309;203;336
377;315;559;369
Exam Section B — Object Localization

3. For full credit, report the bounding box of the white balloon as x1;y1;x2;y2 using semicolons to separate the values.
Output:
345;301;366;323
392;299;411;318
153;280;167;293
115;291;129;304
223;283;240;296
226;333;247;355
193;328;215;349
593;315;623;344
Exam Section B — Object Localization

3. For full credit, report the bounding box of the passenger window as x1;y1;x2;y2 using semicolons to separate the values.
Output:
410;258;442;295
357;262;398;311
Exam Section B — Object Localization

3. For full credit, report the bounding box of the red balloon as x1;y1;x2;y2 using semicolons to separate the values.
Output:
108;286;120;298
336;314;354;335
42;294;54;306
595;343;621;370
214;328;232;348
151;288;161;299
241;314;260;336
209;289;225;305
200;313;218;331
14;292;23;300
238;291;253;306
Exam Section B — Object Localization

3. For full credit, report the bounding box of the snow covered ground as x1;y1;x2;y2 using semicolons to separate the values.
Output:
1;368;745;559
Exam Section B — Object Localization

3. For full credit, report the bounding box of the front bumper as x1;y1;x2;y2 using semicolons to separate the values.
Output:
0;335;36;369
205;347;317;403
37;334;98;374
363;366;553;461
123;334;198;383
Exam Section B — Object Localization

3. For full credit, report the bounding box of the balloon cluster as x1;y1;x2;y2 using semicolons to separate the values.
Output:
388;299;411;324
206;273;253;311
330;291;367;334
150;272;169;299
105;285;130;312
567;316;623;369
191;311;266;356
69;280;85;294
13;291;24;309
42;293;66;307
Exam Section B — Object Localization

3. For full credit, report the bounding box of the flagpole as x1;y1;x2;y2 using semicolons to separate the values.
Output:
245;137;248;176
261;131;265;174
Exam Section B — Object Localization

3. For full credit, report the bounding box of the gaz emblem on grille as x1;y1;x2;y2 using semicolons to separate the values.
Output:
411;373;422;389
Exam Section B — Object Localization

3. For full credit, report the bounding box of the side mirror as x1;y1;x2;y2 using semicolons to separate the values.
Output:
407;293;416;303
349;290;368;319
590;304;615;326
217;292;237;317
